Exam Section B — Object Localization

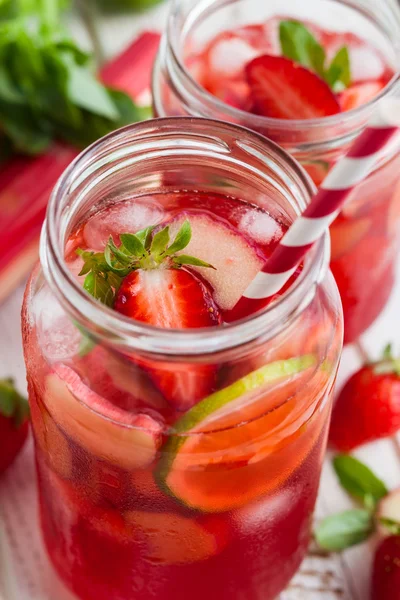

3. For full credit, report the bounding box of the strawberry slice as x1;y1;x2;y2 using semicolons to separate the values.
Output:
115;269;221;409
115;269;220;329
246;55;341;119
339;80;386;112
77;220;222;411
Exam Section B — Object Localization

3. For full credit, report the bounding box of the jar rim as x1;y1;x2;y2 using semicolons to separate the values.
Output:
41;117;329;357
165;0;400;132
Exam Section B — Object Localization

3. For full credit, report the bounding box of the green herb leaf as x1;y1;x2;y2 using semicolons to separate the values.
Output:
0;379;16;417
173;255;215;269
150;226;170;257
106;238;132;265
279;20;326;78
383;343;394;360
61;54;119;120
379;517;400;535
119;233;145;257
104;244;131;276
78;218;216;306
83;271;114;307
0;378;29;427
0;5;147;156
279;20;351;92
333;455;388;509
135;226;154;246
315;509;374;551
325;46;351;91
166;220;191;255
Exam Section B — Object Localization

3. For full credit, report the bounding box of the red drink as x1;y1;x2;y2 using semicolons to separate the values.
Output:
153;0;400;343
22;119;343;599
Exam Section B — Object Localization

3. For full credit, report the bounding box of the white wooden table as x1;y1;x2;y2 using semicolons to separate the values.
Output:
1;3;400;598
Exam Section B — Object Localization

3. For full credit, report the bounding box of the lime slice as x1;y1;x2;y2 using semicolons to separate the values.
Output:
157;354;316;512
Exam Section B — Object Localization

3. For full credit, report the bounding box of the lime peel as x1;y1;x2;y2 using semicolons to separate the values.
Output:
156;354;316;509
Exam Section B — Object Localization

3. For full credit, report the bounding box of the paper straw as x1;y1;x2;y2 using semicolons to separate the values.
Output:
241;97;400;303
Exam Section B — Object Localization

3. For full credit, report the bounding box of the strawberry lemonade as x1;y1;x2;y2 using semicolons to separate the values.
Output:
22;119;343;599
153;0;400;343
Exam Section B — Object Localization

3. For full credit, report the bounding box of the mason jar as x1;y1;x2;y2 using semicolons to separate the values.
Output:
152;0;400;343
22;118;343;600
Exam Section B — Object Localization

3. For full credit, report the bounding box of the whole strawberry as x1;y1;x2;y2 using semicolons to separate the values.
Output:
0;379;30;474
371;535;400;600
315;455;400;599
329;345;400;451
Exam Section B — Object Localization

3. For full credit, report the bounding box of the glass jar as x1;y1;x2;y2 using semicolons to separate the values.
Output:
22;118;343;600
153;0;400;343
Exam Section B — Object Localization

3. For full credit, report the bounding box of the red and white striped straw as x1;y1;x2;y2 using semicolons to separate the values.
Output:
242;97;400;303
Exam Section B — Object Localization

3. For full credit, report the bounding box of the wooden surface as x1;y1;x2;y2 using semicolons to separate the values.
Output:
1;2;400;598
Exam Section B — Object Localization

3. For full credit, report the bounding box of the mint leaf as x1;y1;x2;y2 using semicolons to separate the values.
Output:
279;20;325;78
166;220;191;255
61;54;120;120
279;20;351;92
333;455;388;509
0;6;146;156
325;46;351;91
315;509;374;551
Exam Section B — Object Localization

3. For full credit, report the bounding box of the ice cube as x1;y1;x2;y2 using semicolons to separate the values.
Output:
349;46;385;81
84;197;165;251
238;209;282;245
234;485;302;534
208;38;259;77
33;287;81;361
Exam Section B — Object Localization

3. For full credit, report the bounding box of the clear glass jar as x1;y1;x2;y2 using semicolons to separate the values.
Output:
22;118;343;600
153;0;400;343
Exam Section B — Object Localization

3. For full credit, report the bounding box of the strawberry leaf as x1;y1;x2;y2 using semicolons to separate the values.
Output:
379;517;400;536
315;509;374;551
78;219;215;307
150;226;170;257
83;271;114;307
333;454;388;509
279;20;326;78
119;233;145;257
0;379;16;417
166;220;191;255
0;379;29;427
134;225;154;247
373;343;400;377
383;343;394;360
173;255;216;269
105;238;132;267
